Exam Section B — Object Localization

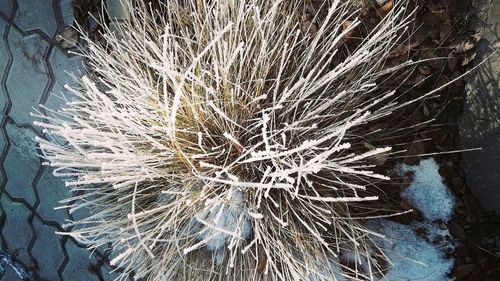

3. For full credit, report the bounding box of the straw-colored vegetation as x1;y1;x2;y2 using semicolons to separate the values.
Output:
33;1;429;280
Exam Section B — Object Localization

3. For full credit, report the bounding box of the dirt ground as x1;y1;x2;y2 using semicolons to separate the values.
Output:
386;0;500;279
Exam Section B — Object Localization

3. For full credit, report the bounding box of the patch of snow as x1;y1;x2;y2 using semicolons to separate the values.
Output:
412;221;456;251
370;158;456;280
371;220;454;281
194;189;252;264
399;158;455;222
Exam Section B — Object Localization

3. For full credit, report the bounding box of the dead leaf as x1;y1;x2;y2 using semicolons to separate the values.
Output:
412;29;430;47
72;0;91;25
470;31;482;42
422;50;441;68
257;253;267;273
448;56;458;71
342;20;356;39
388;45;410;58
436;75;451;92
462;52;477;66
422;103;430;117
439;24;452;43
301;12;318;37
433;9;451;25
453;41;475;53
418;65;431;75
400;199;414;212
414;73;426;87
377;0;393;17
402;172;414;188
404;138;426;165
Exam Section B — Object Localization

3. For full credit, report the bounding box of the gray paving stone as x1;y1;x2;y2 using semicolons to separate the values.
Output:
69;204;93;225
14;0;58;38
0;19;9;111
35;168;70;225
0;21;8;154
100;264;123;281
3;121;39;206
0;0;13;17
45;47;83;110
62;239;100;281
31;217;64;281
0;265;22;281
459;0;500;214
0;114;5;144
107;0;129;20
6;29;49;126
1;1;125;280
0;195;33;267
0;19;8;73
60;0;75;26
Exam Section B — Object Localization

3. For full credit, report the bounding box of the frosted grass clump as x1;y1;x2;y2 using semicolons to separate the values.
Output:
31;0;435;280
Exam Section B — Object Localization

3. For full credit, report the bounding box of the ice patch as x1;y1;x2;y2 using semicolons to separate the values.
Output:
194;189;252;264
371;158;456;280
399;158;455;222
371;220;454;281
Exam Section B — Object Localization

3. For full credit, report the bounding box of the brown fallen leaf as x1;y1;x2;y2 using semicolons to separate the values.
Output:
402;171;414;188
426;0;451;11
377;0;393;18
404;138;426;165
257;252;267;273
462;52;477;66
300;13;318;38
418;65;431;75
387;45;409;58
436;75;451;93
411;28;430;47
422;50;442;69
301;20;318;38
433;9;451;25
448;56;458;71
452;41;475;53
387;41;419;58
342;20;356;39
439;24;452;43
470;31;482;43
